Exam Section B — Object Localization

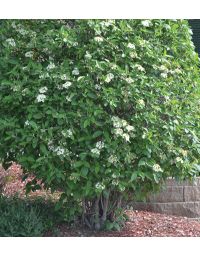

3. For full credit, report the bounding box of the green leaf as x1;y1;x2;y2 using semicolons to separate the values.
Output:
83;119;90;128
81;167;88;177
92;131;102;138
131;172;138;181
40;144;48;154
74;161;83;168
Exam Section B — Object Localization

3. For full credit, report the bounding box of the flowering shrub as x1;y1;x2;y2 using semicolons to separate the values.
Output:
0;20;200;230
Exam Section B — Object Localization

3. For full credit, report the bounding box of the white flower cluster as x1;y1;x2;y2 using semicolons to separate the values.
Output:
94;36;104;42
100;20;115;28
112;179;119;186
62;81;72;89
46;62;55;71
91;141;105;156
6;38;16;47
152;164;163;172
62;129;73;138
91;148;100;156
36;86;48;103
54;146;65;156
24;120;30;126
105;73;114;83
69;174;79;181
111;116;135;142
94;84;101;90
95;182;105;191
179;149;188;157
175;157;184;164
129;51;138;59
66;95;73;102
141;20;152;27
36;94;46;103
135;64;145;72
25;51;34;58
39;86;48;94
39;73;50;79
48;142;70;157
108;155;118;164
127;43;136;49
137;99;145;108
96;141;105;150
85;51;92;60
112;173;118;178
72;68;79;76
60;74;68;80
160;73;168;78
125;77;134;84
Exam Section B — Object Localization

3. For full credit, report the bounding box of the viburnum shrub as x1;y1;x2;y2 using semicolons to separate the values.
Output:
0;20;200;230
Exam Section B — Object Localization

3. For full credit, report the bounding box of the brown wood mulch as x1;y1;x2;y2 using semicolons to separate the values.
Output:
45;210;200;237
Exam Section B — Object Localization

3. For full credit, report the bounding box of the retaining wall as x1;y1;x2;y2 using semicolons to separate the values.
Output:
130;178;200;218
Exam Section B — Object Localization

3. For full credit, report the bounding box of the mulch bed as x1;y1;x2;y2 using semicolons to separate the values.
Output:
45;210;200;237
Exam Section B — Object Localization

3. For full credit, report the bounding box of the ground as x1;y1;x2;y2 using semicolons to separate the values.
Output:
45;210;200;237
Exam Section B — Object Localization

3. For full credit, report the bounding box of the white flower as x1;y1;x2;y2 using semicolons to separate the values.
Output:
108;155;118;164
96;141;104;150
95;182;105;190
94;36;104;42
105;73;114;83
160;72;168;78
6;38;16;47
142;133;147;139
62;81;72;89
112;179;119;186
54;146;65;156
36;94;46;103
175;157;184;164
119;186;125;192
22;88;28;96
91;148;100;156
25;120;30;126
61;74;68;80
135;64;145;72
122;53;126;58
47;62;55;71
39;86;48;94
62;129;73;138
66;95;72;102
137;99;145;107
115;128;123;136
125;77;134;84
85;51;92;59
125;125;135;132
95;84;101;90
25;51;34;58
39;73;50;79
180;149;188;157
141;20;152;27
152;164;163;172
127;43;135;49
72;68;79;76
112;116;122;128
121;120;127;127
130;52;138;58
122;133;130;142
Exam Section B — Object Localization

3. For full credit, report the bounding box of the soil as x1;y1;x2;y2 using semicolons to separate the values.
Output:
45;210;200;237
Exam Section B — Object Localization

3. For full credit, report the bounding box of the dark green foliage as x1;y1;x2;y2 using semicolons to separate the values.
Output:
0;196;63;237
